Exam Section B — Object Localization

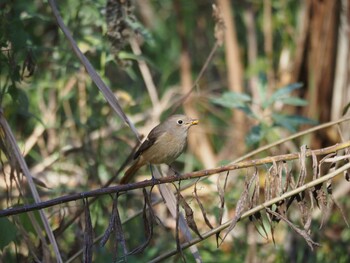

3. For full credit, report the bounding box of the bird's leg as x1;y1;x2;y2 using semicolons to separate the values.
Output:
149;164;157;184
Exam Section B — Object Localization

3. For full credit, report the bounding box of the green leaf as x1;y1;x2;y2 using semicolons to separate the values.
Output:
211;91;252;109
0;218;17;251
257;81;268;104
239;105;254;116
245;125;263;147
272;113;317;132
263;82;303;108
280;97;308;106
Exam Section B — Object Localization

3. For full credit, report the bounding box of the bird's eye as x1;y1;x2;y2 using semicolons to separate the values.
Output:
177;119;183;125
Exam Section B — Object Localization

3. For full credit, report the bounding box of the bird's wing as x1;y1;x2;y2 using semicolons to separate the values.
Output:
133;126;165;159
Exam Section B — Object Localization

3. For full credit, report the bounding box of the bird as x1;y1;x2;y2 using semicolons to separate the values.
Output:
120;114;198;184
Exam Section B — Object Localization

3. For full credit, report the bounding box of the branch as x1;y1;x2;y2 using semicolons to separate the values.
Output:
149;161;350;263
1;140;349;218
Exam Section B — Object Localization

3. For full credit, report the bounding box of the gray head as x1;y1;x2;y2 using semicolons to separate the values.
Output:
163;114;199;133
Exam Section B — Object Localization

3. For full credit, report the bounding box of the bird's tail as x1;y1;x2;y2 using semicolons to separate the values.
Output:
120;159;142;184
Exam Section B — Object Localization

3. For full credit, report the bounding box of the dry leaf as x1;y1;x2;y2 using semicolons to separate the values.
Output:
220;172;257;245
266;208;320;250
129;188;155;255
178;193;203;239
194;180;214;229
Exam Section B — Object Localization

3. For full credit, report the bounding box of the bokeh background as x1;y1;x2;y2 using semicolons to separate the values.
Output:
1;0;350;262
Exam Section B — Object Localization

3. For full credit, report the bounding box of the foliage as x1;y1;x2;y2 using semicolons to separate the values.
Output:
211;83;316;147
0;0;349;262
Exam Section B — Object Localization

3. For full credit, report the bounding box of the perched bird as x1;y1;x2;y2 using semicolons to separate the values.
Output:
120;114;198;184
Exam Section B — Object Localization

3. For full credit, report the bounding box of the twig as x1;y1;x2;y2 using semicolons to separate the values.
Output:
171;41;220;114
129;38;160;108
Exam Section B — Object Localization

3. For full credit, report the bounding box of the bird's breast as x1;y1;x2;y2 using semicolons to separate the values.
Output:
142;132;187;165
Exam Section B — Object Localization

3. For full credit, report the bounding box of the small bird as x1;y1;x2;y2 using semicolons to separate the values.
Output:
120;114;198;184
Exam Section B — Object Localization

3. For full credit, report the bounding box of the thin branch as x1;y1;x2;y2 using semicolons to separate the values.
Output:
148;162;350;263
170;41;220;114
129;38;160;108
1;140;349;218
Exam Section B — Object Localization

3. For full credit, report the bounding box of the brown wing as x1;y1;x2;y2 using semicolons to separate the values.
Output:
133;126;165;159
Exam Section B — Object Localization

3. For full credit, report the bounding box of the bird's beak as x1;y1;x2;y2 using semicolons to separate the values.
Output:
190;119;199;126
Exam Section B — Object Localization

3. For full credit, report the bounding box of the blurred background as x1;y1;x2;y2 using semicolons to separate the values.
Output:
1;0;349;262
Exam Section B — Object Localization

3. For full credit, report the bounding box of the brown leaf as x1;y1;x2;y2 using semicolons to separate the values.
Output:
248;169;269;239
266;208;320;250
194;179;214;229
264;166;271;203
303;191;314;231
311;151;319;181
175;185;186;262
100;197;116;247
265;165;276;230
297;145;308;187
250;168;260;209
271;160;281;198
129;188;155;255
178;193;203;240
217;172;229;226
100;194;127;261
216;171;229;245
220;172;257;245
282;161;292;193
295;190;312;228
113;195;128;260
312;183;327;227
